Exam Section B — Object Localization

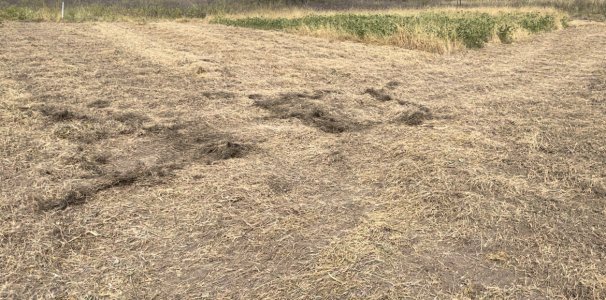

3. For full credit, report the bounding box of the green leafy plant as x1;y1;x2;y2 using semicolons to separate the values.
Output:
213;11;565;52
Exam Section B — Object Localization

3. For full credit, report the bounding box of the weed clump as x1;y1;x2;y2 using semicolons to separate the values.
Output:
497;23;516;44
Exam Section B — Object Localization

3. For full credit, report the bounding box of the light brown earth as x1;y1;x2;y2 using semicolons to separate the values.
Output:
1;20;605;299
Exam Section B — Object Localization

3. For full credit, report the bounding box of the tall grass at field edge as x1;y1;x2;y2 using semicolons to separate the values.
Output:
212;11;568;53
0;4;209;21
0;0;603;22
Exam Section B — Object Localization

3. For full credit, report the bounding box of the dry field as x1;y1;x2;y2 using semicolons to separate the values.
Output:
1;19;605;299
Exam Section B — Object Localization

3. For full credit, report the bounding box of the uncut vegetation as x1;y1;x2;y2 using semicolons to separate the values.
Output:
213;11;568;52
0;4;208;21
469;0;606;20
0;0;604;21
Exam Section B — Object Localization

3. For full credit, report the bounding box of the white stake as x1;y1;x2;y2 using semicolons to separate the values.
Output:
61;2;64;20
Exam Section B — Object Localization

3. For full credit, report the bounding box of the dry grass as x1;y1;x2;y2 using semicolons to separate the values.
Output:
1;19;606;298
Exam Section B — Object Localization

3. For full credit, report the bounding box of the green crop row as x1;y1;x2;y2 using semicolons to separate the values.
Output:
213;11;567;50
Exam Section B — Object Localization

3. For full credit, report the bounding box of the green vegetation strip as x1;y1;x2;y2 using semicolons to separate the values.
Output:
213;12;567;50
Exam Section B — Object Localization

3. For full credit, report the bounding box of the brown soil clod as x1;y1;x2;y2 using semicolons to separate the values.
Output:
248;94;264;100
200;140;250;161
142;120;189;135
38;165;179;211
285;106;351;133
267;175;293;194
394;107;432;126
394;101;433;125
92;153;110;165
364;88;392;101
398;100;420;106
148;123;252;163
112;111;151;134
113;111;150;126
37;105;88;122
564;281;602;300
87;100;111;108
254;92;360;133
201;91;235;99
386;81;402;89
591;185;606;198
53;124;110;144
308;89;334;99
462;282;487;299
42;187;92;211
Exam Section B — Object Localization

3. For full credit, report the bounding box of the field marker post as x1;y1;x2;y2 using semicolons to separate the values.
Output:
61;1;64;20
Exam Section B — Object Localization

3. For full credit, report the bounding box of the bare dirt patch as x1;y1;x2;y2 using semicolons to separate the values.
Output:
253;91;365;133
